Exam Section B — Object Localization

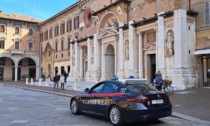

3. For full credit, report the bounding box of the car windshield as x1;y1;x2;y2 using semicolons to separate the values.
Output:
125;84;156;94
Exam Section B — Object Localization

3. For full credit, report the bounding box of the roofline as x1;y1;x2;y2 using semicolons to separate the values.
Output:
0;17;40;24
91;0;131;16
39;1;80;27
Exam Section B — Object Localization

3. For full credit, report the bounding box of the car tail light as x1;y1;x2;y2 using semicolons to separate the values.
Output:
127;98;149;103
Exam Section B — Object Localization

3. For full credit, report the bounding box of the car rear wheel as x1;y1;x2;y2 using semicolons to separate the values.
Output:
70;99;79;115
109;105;123;126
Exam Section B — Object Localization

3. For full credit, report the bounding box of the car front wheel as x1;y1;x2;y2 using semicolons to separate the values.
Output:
70;99;79;115
109;105;123;126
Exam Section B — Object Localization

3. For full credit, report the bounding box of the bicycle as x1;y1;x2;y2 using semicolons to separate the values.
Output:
163;79;174;95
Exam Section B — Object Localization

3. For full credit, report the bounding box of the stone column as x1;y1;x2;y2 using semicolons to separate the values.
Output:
15;65;18;81
138;32;143;78
174;9;188;68
36;66;40;80
101;42;105;80
155;28;158;70
70;41;73;77
93;34;100;81
157;12;165;69
129;21;134;70
74;41;78;79
117;23;124;78
79;47;83;79
87;37;91;76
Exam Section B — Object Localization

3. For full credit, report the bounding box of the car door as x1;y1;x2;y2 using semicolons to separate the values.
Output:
80;82;105;115
94;81;121;116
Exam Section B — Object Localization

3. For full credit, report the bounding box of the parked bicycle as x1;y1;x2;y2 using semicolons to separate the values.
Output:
163;79;174;95
151;79;174;95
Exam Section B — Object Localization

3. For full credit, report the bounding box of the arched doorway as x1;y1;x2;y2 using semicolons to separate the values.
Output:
54;66;58;75
0;57;15;81
18;57;36;80
105;44;115;80
61;66;64;74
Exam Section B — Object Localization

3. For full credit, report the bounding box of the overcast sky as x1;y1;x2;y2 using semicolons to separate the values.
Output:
0;0;79;21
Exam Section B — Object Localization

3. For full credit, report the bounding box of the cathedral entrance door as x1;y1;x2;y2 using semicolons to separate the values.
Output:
105;44;115;80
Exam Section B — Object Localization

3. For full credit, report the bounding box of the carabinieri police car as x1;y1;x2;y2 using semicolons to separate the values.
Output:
70;79;172;126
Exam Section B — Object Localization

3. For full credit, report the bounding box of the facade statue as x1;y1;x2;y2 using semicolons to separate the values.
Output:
165;30;174;56
124;40;129;60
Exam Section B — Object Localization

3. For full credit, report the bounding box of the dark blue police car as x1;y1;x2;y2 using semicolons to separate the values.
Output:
70;79;172;126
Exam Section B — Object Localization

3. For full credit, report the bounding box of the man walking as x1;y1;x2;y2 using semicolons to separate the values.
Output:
53;73;60;90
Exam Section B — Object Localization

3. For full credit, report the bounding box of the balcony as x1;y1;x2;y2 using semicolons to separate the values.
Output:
11;49;25;55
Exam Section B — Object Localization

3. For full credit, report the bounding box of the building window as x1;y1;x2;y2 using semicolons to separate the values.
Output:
29;28;33;36
40;32;43;42
28;42;34;51
74;16;80;29
55;42;58;52
61;53;63;58
54;25;59;36
67;19;72;32
60;22;65;34
49;28;53;38
61;39;64;50
0;40;5;49
44;30;48;40
15;41;20;49
0;58;5;65
0;25;5;33
68;51;70;57
15;26;20;34
205;2;210;25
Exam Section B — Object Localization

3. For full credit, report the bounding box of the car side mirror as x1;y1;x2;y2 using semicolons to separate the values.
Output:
84;88;90;93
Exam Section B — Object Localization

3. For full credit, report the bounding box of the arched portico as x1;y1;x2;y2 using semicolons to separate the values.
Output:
0;57;15;81
17;57;37;81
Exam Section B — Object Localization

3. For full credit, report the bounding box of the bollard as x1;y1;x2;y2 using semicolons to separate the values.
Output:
39;78;42;86
26;78;28;85
48;77;51;87
31;78;33;85
73;81;77;91
45;79;48;87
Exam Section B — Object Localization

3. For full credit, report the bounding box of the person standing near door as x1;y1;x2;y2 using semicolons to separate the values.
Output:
154;71;163;91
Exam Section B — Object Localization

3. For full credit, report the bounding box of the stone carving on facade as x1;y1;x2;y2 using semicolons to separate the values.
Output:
91;16;99;26
105;18;118;28
124;40;129;60
91;46;94;64
165;30;174;56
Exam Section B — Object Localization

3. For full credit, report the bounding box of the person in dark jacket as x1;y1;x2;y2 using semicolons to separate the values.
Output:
63;70;68;84
154;71;163;91
53;73;60;90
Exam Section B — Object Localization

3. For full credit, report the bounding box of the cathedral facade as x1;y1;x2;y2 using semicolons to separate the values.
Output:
40;0;199;90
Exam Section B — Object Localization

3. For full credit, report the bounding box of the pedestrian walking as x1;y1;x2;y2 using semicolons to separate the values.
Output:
154;71;163;91
53;73;60;90
63;70;68;84
60;73;65;90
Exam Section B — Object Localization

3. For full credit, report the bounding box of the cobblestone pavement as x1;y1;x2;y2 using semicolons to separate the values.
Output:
1;81;210;126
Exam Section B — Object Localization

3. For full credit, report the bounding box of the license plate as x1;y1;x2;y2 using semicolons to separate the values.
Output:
152;99;163;104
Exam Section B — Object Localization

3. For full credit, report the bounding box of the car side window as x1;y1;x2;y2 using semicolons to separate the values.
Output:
103;82;120;93
91;83;105;93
